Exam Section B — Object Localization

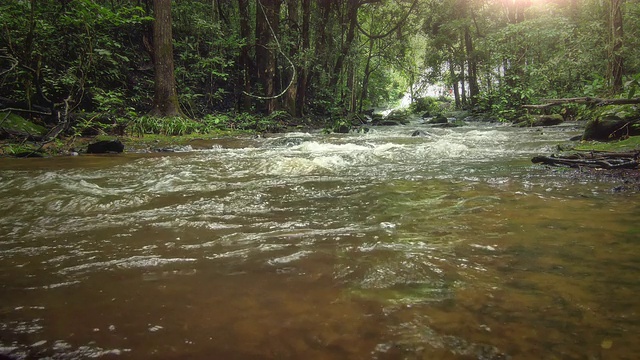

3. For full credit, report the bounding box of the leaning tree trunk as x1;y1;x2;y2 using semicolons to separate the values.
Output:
150;0;182;117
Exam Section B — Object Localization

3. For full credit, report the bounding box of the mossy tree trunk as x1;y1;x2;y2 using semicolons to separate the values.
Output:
150;0;182;117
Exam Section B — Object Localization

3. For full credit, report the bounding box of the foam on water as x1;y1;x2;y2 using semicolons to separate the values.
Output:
5;122;615;360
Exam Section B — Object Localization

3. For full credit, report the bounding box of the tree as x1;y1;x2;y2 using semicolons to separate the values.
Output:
237;0;253;111
284;0;300;116
150;0;182;117
609;0;624;92
295;0;311;116
255;0;281;114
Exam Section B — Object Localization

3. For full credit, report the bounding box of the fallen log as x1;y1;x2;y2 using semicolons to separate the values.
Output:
532;150;640;169
0;127;45;141
523;97;640;110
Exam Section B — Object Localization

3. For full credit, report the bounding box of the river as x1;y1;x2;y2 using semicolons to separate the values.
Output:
1;121;639;359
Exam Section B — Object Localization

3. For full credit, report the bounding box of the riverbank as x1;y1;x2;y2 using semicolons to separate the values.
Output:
530;135;640;192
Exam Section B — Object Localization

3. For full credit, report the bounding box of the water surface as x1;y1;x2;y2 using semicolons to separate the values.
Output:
1;123;638;359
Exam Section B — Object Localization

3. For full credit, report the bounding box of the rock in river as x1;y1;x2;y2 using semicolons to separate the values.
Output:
87;140;125;154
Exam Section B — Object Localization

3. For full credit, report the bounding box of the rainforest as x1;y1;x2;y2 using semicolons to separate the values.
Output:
1;1;640;359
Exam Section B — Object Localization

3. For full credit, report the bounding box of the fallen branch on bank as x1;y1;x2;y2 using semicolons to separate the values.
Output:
523;97;640;110
532;150;640;169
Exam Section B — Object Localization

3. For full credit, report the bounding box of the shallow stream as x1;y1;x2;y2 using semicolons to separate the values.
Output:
1;122;639;359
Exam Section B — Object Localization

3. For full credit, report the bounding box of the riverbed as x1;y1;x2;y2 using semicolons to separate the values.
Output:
1;122;639;359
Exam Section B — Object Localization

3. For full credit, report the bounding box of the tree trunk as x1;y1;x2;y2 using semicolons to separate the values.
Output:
504;0;530;85
294;0;310;117
449;59;460;108
329;0;359;90
609;0;624;92
460;63;467;106
255;0;280;114
347;62;357;113
284;0;299;116
464;26;479;105
359;39;374;113
310;0;332;91
238;0;252;111
150;0;182;117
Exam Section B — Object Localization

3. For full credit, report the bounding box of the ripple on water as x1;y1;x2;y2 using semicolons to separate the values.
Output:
59;256;198;275
0;125;635;359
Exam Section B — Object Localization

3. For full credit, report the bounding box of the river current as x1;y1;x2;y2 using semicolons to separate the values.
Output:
0;122;639;359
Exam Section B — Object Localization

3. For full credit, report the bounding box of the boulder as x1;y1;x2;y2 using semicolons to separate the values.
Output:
352;126;371;134
583;116;640;141
431;122;463;128
515;114;564;127
371;119;406;126
87;140;125;154
154;145;194;153
383;109;410;125
411;130;431;137
333;123;351;133
427;114;448;124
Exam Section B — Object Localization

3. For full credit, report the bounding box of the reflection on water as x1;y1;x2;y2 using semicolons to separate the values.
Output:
1;124;639;359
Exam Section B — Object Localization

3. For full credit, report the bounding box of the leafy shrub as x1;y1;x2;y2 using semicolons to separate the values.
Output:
476;78;533;122
409;96;439;115
129;116;200;136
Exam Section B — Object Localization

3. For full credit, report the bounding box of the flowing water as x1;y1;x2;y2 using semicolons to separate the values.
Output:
1;122;639;359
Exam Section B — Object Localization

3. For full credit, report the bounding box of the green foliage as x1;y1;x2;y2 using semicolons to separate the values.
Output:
476;76;533;122
0;113;47;135
583;75;608;97
125;111;288;136
575;135;640;152
624;73;640;99
0;0;151;118
323;118;352;134
2;0;639;133
0;143;40;157
409;97;439;115
228;111;288;133
129;116;201;137
201;113;233;132
172;1;243;117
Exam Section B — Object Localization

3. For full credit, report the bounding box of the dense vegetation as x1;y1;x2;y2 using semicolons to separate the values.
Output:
1;0;639;138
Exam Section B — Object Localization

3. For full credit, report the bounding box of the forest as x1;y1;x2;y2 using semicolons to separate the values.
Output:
1;0;640;145
3;2;640;358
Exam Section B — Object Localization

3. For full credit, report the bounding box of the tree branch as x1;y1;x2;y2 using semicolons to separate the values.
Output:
523;97;640;109
356;0;418;40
